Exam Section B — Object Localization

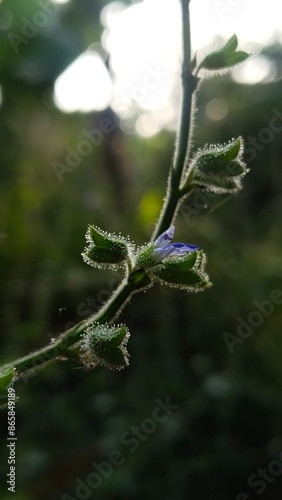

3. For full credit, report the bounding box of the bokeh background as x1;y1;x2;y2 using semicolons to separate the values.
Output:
1;0;282;499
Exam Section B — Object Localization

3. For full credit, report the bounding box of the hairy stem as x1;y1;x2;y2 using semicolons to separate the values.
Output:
6;265;154;377
8;280;134;376
152;0;194;240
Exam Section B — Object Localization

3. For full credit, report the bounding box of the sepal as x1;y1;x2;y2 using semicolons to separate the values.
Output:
82;225;133;270
81;323;130;370
151;251;211;292
184;137;249;194
135;244;156;269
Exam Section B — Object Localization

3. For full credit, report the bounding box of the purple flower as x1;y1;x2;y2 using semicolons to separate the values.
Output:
153;225;199;263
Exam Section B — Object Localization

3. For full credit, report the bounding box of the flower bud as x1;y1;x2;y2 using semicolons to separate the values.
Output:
82;323;130;370
136;226;199;268
185;137;249;194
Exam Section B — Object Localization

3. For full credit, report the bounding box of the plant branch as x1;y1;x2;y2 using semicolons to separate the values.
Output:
1;0;197;383
7;280;134;377
5;265;154;378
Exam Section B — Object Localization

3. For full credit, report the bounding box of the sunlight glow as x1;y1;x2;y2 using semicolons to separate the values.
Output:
99;0;282;136
206;98;228;122
232;56;277;85
190;0;282;47
54;52;112;113
102;0;181;121
135;113;162;138
51;0;70;4
54;0;282;135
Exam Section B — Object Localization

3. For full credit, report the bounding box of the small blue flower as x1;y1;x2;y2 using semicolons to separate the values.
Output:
153;225;199;263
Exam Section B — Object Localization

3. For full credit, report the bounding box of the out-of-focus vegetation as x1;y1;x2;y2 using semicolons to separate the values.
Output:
0;1;282;499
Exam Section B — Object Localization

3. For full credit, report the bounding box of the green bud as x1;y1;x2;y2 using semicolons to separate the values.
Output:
198;34;249;73
82;323;130;370
151;251;211;292
82;225;133;270
0;366;16;390
185;137;249;194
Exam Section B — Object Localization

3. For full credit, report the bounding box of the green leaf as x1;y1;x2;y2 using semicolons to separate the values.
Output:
223;51;249;66
82;225;133;270
198;34;249;72
221;34;238;54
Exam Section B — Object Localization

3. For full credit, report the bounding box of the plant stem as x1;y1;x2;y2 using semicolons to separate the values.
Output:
152;0;194;240
173;0;192;185
7;265;154;377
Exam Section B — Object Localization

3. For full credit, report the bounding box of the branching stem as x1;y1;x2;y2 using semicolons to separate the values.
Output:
1;0;197;381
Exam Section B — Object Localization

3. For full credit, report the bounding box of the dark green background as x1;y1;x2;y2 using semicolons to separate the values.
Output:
0;1;282;499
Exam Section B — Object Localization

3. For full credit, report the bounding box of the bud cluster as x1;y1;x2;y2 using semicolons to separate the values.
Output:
183;137;248;195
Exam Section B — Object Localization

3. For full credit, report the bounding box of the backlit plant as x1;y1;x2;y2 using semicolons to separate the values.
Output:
0;0;250;404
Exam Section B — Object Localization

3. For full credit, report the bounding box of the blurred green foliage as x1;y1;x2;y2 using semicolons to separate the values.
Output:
0;1;282;499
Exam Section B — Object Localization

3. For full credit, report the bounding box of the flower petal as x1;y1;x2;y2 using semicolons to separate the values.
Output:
153;245;175;262
153;242;198;263
154;225;175;248
152;226;199;264
169;242;199;253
